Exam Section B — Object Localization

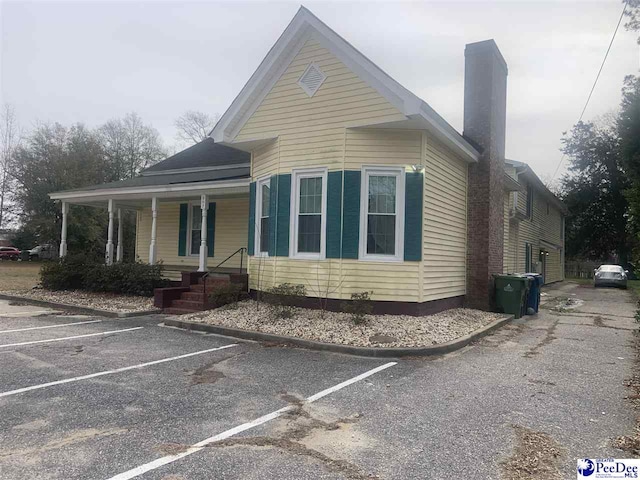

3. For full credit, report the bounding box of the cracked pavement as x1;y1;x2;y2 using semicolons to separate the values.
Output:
0;281;637;479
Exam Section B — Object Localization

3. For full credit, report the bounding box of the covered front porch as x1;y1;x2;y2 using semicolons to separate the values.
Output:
49;177;251;280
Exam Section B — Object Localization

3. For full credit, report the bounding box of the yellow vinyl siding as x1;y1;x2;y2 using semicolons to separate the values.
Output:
237;37;470;304
135;198;249;269
235;37;406;176
344;129;421;170
506;177;564;283
249;258;420;302
252;139;280;179
423;136;468;301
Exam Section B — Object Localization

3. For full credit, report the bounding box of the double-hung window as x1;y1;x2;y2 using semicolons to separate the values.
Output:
359;166;405;262
255;177;270;256
290;168;327;259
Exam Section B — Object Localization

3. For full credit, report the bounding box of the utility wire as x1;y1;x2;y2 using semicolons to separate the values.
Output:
552;1;628;179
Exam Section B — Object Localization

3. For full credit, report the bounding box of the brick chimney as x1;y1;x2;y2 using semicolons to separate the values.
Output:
463;39;508;310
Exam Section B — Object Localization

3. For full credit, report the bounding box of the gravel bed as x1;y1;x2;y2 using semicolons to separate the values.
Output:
181;300;505;348
0;289;154;313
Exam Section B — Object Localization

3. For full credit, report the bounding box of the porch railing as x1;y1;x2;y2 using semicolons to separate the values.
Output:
201;247;247;309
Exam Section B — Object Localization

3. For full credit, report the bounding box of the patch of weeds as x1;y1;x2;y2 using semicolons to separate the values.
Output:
263;283;305;320
341;291;374;325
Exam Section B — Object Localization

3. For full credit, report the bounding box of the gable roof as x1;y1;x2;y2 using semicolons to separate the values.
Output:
210;6;480;163
141;138;250;175
505;159;568;214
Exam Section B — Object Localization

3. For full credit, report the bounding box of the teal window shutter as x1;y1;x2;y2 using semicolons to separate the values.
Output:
404;172;423;261
326;171;343;258
276;174;291;256
268;175;278;257
248;182;256;255
207;202;216;257
341;170;360;259
178;203;188;257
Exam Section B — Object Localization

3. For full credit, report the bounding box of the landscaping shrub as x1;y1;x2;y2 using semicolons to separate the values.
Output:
209;282;243;308
83;262;168;296
40;257;168;296
263;283;306;319
341;291;374;325
40;254;96;291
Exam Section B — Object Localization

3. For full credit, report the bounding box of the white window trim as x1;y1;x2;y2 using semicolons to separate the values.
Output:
187;201;203;257
289;167;328;260
359;166;405;263
254;176;271;258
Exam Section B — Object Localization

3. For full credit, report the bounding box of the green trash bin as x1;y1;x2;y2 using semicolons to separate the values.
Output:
494;274;531;319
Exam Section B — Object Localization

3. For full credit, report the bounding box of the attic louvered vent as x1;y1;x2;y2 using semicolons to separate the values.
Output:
298;63;326;97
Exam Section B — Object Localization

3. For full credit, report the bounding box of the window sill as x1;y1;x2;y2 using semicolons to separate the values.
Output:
290;253;325;261
358;254;403;263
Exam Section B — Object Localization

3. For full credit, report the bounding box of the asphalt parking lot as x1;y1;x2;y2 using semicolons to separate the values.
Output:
0;282;638;479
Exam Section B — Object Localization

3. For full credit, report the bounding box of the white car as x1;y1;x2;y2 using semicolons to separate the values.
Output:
594;265;628;289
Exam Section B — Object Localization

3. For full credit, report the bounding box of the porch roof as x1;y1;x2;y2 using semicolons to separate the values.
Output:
49;169;249;207
49;139;251;207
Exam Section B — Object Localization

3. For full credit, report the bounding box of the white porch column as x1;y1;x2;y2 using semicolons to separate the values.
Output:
116;208;123;262
105;199;115;265
198;194;208;272
149;197;158;265
59;202;69;258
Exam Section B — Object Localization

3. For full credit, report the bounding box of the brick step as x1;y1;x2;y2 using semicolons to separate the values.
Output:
181;291;207;301
171;299;210;310
164;307;201;315
189;284;230;293
198;275;231;285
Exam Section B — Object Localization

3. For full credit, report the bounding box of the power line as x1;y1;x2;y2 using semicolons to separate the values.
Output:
552;1;628;179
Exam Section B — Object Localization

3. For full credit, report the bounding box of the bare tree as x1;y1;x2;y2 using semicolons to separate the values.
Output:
540;173;563;197
0;105;21;229
98;112;166;180
174;111;218;145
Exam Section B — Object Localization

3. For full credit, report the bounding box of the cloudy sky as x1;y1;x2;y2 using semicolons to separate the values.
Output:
1;0;638;179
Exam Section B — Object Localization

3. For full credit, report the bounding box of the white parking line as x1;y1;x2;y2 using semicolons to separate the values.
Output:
0;310;57;318
0;319;102;334
0;344;237;398
0;327;143;349
107;361;396;480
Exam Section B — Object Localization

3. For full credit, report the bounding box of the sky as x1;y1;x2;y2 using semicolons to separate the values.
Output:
1;0;638;180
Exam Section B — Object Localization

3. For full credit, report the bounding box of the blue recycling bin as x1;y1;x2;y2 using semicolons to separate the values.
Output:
524;273;543;314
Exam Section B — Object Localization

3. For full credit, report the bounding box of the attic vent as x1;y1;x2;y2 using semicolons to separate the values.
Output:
298;63;326;97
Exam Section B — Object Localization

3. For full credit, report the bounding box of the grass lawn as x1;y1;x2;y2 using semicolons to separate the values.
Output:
0;262;41;291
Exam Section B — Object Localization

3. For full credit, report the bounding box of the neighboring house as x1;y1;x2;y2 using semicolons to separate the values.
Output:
49;7;565;314
0;229;15;247
503;160;567;284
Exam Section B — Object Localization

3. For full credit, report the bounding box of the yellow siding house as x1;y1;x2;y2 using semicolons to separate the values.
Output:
50;7;565;314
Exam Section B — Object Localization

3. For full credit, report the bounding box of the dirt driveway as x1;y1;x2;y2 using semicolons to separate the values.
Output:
0;281;637;479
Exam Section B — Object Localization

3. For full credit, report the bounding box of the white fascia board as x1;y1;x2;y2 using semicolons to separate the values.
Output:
49;178;250;202
413;105;480;163
211;11;310;144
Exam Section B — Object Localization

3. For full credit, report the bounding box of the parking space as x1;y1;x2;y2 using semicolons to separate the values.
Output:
0;306;397;480
0;284;638;480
